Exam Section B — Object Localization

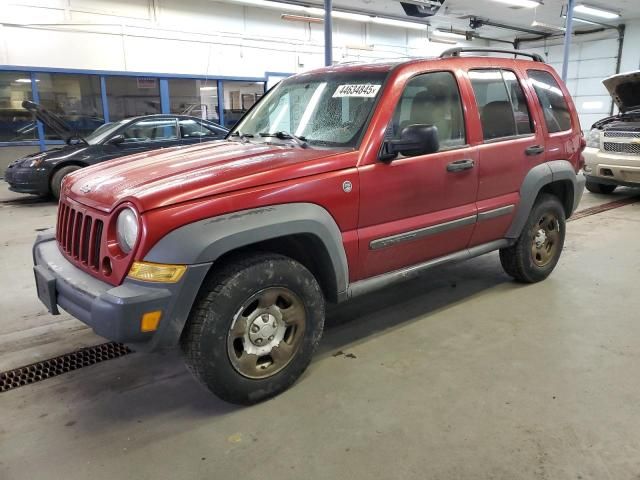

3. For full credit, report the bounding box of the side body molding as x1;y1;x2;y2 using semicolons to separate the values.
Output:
506;160;584;239
144;203;350;298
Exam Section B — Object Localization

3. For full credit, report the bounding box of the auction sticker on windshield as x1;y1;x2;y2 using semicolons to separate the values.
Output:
333;84;381;98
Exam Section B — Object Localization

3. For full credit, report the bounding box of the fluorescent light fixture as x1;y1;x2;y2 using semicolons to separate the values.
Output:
200;86;216;91
332;10;371;22
430;38;457;45
562;14;599;25
372;17;426;30
433;29;467;39
531;21;566;32
574;4;620;20
582;100;604;110
15;78;33;83
489;0;542;8
231;0;306;12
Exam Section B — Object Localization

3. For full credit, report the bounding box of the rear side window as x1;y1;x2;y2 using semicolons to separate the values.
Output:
469;69;534;141
527;70;572;133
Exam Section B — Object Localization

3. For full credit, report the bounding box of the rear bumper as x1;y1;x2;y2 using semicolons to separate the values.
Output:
33;232;210;351
4;165;50;195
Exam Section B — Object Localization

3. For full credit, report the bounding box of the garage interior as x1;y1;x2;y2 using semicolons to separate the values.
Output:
2;0;640;478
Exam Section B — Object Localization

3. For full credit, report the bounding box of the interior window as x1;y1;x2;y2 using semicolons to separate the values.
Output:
122;118;177;143
527;70;572;133
470;69;535;141
388;71;465;150
179;118;223;138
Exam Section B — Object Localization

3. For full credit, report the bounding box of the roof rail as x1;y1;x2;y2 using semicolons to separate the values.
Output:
439;47;545;63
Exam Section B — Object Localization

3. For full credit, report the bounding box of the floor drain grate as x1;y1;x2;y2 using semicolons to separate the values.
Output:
0;342;132;393
569;195;640;222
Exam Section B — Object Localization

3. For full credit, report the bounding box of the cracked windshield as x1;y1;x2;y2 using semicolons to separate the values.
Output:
231;71;388;148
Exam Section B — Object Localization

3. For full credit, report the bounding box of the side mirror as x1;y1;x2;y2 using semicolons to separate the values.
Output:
381;124;439;160
108;134;125;145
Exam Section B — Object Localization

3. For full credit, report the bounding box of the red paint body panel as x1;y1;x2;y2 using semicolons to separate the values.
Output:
56;56;583;287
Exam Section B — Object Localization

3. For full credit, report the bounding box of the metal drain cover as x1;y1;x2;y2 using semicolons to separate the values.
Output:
0;342;132;393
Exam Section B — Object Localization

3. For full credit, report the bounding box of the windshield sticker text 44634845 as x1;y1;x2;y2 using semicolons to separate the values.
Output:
332;84;381;98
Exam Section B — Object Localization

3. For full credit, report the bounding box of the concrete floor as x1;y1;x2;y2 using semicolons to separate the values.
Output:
1;181;640;479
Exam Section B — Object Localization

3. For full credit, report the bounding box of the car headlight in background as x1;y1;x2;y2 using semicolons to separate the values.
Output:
116;208;139;254
585;128;601;149
27;152;47;167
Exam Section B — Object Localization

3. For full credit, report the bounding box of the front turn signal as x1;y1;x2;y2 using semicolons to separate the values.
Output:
128;261;187;283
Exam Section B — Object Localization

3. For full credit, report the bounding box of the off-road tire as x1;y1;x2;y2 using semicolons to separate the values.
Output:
51;165;82;200
499;194;566;283
585;180;616;194
180;252;325;405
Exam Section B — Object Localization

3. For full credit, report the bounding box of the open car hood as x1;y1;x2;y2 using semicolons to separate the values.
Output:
21;100;84;144
603;71;640;113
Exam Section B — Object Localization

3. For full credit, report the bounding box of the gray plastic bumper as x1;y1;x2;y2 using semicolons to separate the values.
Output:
32;232;210;351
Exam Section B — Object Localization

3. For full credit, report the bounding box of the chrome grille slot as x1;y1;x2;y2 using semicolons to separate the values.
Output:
56;199;104;272
603;131;640;138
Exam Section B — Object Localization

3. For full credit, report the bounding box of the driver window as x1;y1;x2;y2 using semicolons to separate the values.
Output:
122;118;178;143
388;71;466;150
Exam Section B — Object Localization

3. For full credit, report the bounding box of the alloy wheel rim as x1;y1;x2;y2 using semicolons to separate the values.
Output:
530;212;560;267
227;287;306;379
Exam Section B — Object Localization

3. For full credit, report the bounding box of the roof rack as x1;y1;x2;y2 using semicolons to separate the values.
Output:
439;47;545;63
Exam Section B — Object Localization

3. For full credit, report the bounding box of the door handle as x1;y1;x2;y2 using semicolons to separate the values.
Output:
525;145;545;156
446;159;475;172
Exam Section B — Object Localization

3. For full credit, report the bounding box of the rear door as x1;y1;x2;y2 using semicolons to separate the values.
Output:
357;70;479;279
465;68;543;247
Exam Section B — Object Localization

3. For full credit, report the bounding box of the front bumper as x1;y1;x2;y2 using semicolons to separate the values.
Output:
583;146;640;187
4;165;50;195
33;232;210;351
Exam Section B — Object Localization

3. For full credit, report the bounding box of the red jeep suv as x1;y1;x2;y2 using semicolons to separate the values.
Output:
33;48;585;404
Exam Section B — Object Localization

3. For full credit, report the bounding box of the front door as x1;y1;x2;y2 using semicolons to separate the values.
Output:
104;117;181;159
357;70;479;279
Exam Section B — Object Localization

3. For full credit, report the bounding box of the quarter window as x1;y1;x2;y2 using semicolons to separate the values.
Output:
469;69;534;141
527;70;572;133
389;71;466;150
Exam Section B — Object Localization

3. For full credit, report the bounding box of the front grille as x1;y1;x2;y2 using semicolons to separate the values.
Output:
603;142;640;155
56;201;104;270
603;131;640;138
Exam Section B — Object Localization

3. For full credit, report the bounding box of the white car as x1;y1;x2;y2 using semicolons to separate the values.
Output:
583;71;640;194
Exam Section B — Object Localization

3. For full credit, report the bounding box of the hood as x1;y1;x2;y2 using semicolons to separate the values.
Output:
603;71;640;113
22;100;85;144
63;140;353;213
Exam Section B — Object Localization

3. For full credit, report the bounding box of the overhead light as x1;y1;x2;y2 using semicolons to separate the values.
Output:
332;11;371;22
230;0;306;11
574;4;620;20
430;38;458;45
582;100;604;110
281;14;323;23
531;21;566;32
489;0;542;8
15;78;34;83
200;86;216;91
433;29;467;39
562;14;600;26
371;17;427;30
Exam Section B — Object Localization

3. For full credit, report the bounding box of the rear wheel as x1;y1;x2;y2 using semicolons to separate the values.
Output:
500;194;566;283
50;165;82;200
585;180;616;194
181;252;325;405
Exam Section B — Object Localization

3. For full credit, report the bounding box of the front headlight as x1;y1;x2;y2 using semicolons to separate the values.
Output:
585;128;601;149
116;208;139;254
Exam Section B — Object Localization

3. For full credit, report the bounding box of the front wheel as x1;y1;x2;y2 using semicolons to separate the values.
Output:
585;180;616;194
50;165;82;200
180;252;325;405
500;194;566;283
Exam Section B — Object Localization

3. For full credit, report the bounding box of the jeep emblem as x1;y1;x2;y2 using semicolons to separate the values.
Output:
80;184;92;194
342;180;352;193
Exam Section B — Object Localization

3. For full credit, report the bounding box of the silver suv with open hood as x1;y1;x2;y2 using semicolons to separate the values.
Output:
583;71;640;193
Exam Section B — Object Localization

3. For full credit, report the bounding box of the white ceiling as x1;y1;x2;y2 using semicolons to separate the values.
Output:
321;0;638;39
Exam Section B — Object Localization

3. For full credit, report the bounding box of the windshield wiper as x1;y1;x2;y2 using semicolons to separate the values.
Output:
229;131;255;143
259;131;309;148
